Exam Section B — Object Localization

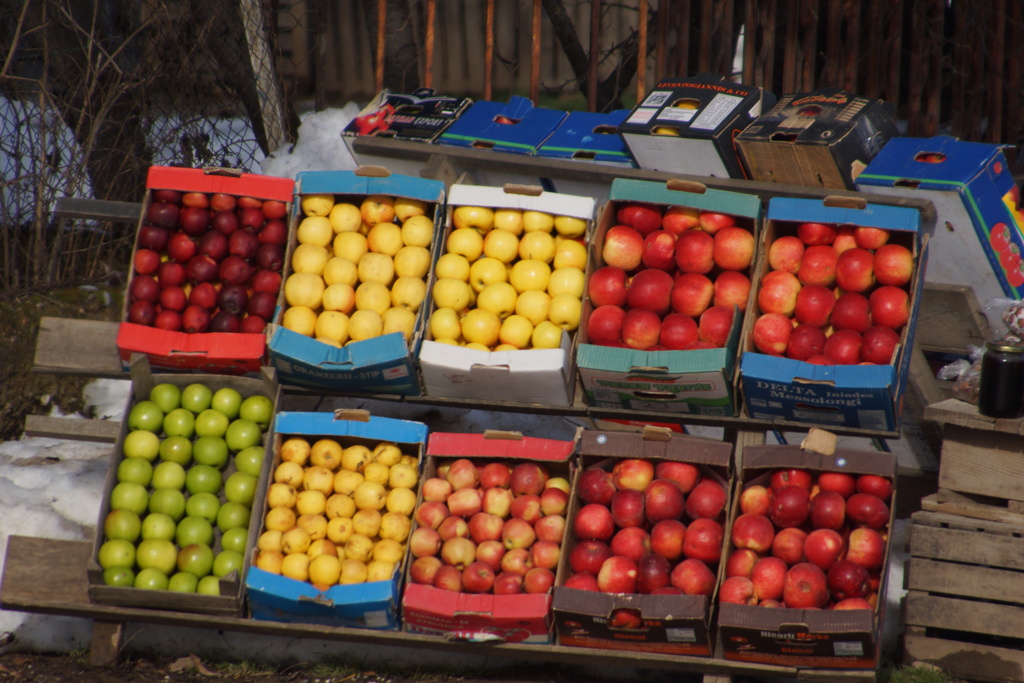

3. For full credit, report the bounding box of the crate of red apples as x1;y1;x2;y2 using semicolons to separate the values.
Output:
401;431;576;644
716;443;897;668
739;196;926;432
575;178;762;416
551;427;732;655
118;166;295;373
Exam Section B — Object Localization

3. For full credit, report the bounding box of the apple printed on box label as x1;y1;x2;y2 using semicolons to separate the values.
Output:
720;467;892;609
588;202;756;351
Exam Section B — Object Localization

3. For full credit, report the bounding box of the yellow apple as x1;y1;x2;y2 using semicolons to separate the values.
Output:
434;253;471;281
509;259;551;293
532;320;564;349
554;215;588;239
499;314;534;349
469;257;508;293
390;276;427;311
553;239;588;270
518;230;556;263
360;194;396;226
493;209;524;235
522;210;555;233
366;222;403;256
291;243;330;275
401;215;435;248
464;342;491;352
461;308;501;347
328;202;362;233
453;205;495;233
282;305;318;336
432;278;473;312
322;257;359;287
482;228;520;264
357;252;395;286
547;266;585;298
446;227;485;262
354;281;392;315
301;193;335;217
382;307;417;341
494;343;519;352
316;337;342;348
547;294;582;331
284;272;325;309
514;289;551;326
430;307;462;340
434;337;460;346
393;245;431;279
321;282;356;313
333;231;368;263
297;216;334;248
348;309;384;341
476;281;518;320
314;311;349;344
394;197;428;222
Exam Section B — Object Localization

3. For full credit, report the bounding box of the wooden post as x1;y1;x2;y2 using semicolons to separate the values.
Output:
424;0;436;88
637;0;648;103
375;0;386;93
588;0;601;111
485;0;495;100
531;0;542;103
239;0;289;152
655;0;669;81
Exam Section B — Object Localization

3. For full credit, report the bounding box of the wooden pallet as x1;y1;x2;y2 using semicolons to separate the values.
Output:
920;489;1024;526
902;509;1024;682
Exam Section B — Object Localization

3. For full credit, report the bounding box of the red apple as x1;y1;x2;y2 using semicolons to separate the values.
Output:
433;564;463;591
751;556;788;602
644;479;686;524
258;218;288;246
854;226;890;250
159;286;187;313
685;479;726;520
752;312;792;356
713;271;751;312
410;556;442;585
803;528;845;571
437;514;470;541
239;206;265;230
154;309;182;331
510;462;547;496
509;494;542;524
771;527;807;565
636;553;672;594
835;247;875;293
534;514;566;543
845;493;890;530
129;275;160;303
577;468;616;506
725;548;759;578
827;559;872;601
167;231;197;264
621;308;662;350
718;576;757;605
674;229;715;274
587;304;626;346
530;540;561;571
670;557;716;596
794;284;836;327
602;225;644;271
218;255;254;286
809;490;846;531
832;226;858;254
626;268;674;315
797;222;837;246
501;517;536;550
446;487;483;518
562;572;598;592
261;199;287;219
662;205;701;235
730;513;775;554
493;571;525;594
642;230;678;270
539;487;569;517
659;313;699;350
698;305;735;348
649;519;687;561
823;329;863;365
797;245;838;287
181;305;211;333
845;528;885;570
699;211;735;235
817;472;857;499
461;560;496;593
769;486;812;528
869;285;910;329
610;526;651;563
178;206;211;236
597;555;638;593
783;562;830;608
786;324;827;361
467;512;504;544
421;477;453;502
856;474;893;502
833;597;874;610
146;201;179;229
570;539;612;575
771;469;813;490
128;300;157;326
655;461;700;494
138;224;170;252
588;266;629;308
414;500;450;530
617;203;663;236
713;227;755;271
671;273;714;318
239;315;266;334
573;503;615;541
500;547;531;576
757;270;801;316
410;527;443;558
211;209;240;235
739;485;771;516
681;517;723;564
133;249;161;275
873;243;914;287
209;193;237;212
860;325;900;365
612;458;655;492
768;235;805;274
251;269;282;295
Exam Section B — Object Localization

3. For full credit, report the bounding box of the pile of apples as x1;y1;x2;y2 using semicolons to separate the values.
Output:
281;193;436;347
407;459;570;594
720;468;893;610
427;206;590;351
563;458;728;602
96;382;274;594
586;202;755;350
750;221;916;364
128;190;289;335
253;437;420;589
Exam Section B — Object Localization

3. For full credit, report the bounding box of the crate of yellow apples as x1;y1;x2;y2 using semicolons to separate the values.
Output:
245;409;428;629
266;167;446;396
418;183;596;405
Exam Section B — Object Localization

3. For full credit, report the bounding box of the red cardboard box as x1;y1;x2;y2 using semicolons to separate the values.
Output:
117;166;295;374
401;431;577;644
551;427;733;655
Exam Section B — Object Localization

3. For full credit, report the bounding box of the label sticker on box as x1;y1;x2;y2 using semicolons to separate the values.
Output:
666;628;697;643
363;610;391;629
626;108;657;125
833;641;864;657
657;108;698;123
690;93;745;130
639;90;674;108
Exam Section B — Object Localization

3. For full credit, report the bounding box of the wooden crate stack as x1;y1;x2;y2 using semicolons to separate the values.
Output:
901;398;1024;682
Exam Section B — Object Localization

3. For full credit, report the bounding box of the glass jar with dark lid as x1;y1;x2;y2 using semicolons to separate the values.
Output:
978;340;1024;419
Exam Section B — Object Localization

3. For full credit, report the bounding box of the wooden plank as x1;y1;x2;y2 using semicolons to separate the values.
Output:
902;625;1024;683
920;489;1024;526
53;198;140;223
937;424;1024;502
907;511;1024;571
924;398;1024;434
33;317;125;378
23;415;120;443
88;621;123;668
905;557;1024;605
903;590;1024;641
0;535;803;679
915;282;989;354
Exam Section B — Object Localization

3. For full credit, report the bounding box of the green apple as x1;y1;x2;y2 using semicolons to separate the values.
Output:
181;383;213;414
234;446;265;478
136;538;178;575
176;516;214;547
151;461;186;490
109;481;149;516
196;574;221;596
103;508;142;543
148;487;186;521
134;567;170;591
102;566;136;587
216;501;251;533
184;491;220;523
116;457;153;487
220;526;249;554
158;436;192;467
239;395;274;429
193;435;229;469
185;464;223;496
127;400;165;432
212;549;244;578
167;571;199;593
97;538;136;570
123;429;160;461
195;408;230;438
211;387;243;420
224;471;258;507
163;408;196;439
177;543;215;578
149;383;182;413
225;419;262;452
141;512;177;541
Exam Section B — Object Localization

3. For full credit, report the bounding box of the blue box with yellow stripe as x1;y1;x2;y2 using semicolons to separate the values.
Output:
437;96;566;155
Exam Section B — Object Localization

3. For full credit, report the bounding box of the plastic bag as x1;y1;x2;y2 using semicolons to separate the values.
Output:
938;346;983;405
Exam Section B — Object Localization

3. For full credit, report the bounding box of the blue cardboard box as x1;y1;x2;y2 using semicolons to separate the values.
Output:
534;109;635;168
856;135;1024;305
267;168;446;396
738;197;927;433
437;96;567;155
575;178;763;416
246;410;428;629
